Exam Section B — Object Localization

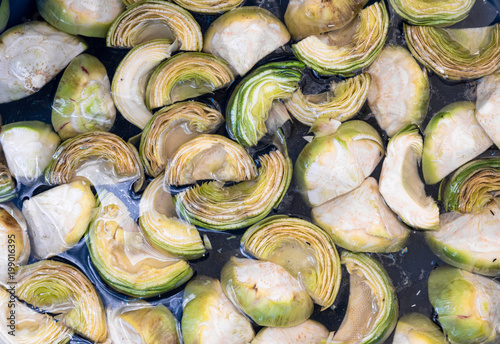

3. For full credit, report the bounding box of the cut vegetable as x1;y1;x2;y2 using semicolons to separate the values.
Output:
476;71;500;148
390;0;475;26
393;313;447;344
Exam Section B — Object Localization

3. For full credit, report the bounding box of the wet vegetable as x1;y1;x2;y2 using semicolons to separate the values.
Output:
0;21;87;104
404;24;500;81
295;120;384;207
0;0;9;33
428;266;500;344
22;181;95;259
241;215;342;309
139;101;224;177
392;313;447;344
52;54;115;140
325;251;398;344
87;190;193;297
106;0;202;50
252;320;329;344
37;0;125;38
293;1;388;76
173;0;243;14
14;260;107;342
390;0;475;26
146;52;234;110
204;7;290;75
0;145;16;202
221;257;314;327
367;45;430;137
313;177;411;253
182;275;254;344
284;73;371;126
422;102;493;185
0;121;60;186
476;71;500;148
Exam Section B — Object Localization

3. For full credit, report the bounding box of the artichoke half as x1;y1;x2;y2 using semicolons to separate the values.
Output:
146;52;234;110
173;0;243;14
390;0;475;26
428;266;500;344
293;1;388;77
367;45;430;137
0;21;87;104
422;102;493;185
139;101;224;177
241;215;341;309
251;320;329;344
392;313;447;344
221;257;314;327
0;144;16;202
14;260;107;343
182;275;255;344
87;190;193;297
204;7;290;75
476;71;500;148
284;73;371;127
106;0;202;50
325;252;398;344
404;24;500;81
226;61;304;148
44;132;145;192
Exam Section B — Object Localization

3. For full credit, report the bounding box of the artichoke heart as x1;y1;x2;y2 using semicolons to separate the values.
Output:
326;252;398;344
251;320;329;344
241;215;341;309
295;120;384;207
165;134;256;186
14;260;107;343
393;313;447;344
0;287;73;344
0;21;87;104
175;149;291;231
404;24;500;81
313;177;411;253
226;61;304;148
221;257;314;327
52;54;116;140
476;71;500;148
139;101;224;177
44;132;145;192
22;181;95;259
428;266;500;344
293;1;388;77
146;52;234;110
367;45;430;137
139;174;205;259
204;7;290;75
284;73;371;127
182;275;255;344
390;0;475;26
106;0;202;50
0;144;16;202
87;190;193;297
422;102;493;185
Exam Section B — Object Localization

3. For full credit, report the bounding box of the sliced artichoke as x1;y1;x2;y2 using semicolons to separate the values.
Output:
87;190;192;297
108;302;179;344
295;120;384;207
0;0;8;33
422;102;493;185
428;266;500;344
175;149;291;231
0;287;73;344
22;181;95;259
0;144;16;202
146;52;234;110
37;0;125;38
52;54;115;140
367;45;429;137
14;260;107;342
182;275;255;344
476;71;500;148
379;125;439;230
293;1;388;77
221;257;314;327
326;252;398;344
0;121;60;186
165;134;256;186
106;0;202;50
390;0;475;26
204;7;290;75
139;101;224;176
173;0;243;14
226;61;303;147
241;215;341;309
139;174;205;259
392;313;447;344
44;132;144;192
404;24;500;81
0;21;87;104
312;177;411;253
251;320;329;344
